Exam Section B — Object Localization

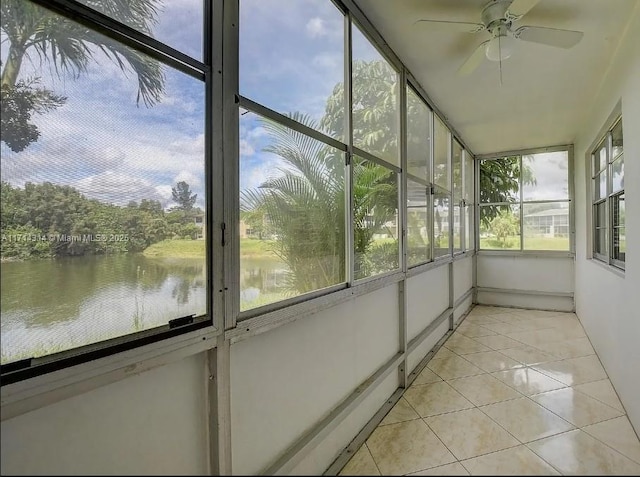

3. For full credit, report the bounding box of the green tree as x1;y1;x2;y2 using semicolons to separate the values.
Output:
171;181;197;213
490;210;519;246
0;0;164;152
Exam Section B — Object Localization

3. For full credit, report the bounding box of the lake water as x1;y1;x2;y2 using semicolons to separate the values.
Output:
0;254;286;363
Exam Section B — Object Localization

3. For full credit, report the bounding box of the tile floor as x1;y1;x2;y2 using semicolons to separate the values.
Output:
338;305;640;475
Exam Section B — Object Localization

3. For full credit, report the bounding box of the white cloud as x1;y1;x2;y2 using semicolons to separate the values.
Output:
73;171;164;206
173;170;202;189
240;139;255;156
306;17;326;38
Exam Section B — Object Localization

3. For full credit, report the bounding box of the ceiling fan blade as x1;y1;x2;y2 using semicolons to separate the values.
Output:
457;40;489;76
515;26;584;48
414;19;485;33
506;0;541;18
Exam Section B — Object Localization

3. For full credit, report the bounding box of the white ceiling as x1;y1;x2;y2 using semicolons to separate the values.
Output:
353;0;638;155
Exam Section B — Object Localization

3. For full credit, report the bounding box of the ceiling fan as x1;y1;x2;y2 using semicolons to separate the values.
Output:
416;0;584;78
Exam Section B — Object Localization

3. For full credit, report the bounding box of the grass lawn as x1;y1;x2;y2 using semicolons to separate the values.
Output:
480;235;569;251
143;238;279;259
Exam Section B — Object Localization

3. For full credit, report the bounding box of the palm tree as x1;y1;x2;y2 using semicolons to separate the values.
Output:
1;0;164;106
241;112;398;293
1;0;165;152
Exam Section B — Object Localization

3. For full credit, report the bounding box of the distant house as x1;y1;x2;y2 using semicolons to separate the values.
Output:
524;208;569;237
193;213;205;240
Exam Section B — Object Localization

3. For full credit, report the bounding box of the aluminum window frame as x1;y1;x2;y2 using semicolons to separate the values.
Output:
590;116;625;271
0;0;221;385
476;145;573;255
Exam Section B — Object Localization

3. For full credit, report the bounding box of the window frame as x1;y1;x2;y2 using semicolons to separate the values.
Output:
476;145;573;254
590;115;625;271
1;0;477;389
0;0;220;385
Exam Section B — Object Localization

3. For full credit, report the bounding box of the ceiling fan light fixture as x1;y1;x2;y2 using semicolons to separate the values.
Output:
485;34;516;61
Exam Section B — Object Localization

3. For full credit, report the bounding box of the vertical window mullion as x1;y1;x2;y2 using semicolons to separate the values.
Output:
345;14;354;286
519;155;524;251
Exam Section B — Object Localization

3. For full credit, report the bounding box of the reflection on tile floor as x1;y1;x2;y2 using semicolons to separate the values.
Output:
338;306;640;476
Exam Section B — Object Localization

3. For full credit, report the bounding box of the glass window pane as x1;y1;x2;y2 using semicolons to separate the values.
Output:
433;188;450;258
433;116;449;189
453;140;463;200
352;23;399;165
353;158;399;279
594;143;607;174
453;203;462;252
239;111;345;311
240;0;345;140
523;203;570;251
465;153;474;202
479;157;520;203
76;0;204;60
406;86;430;181
1;4;206;364
522;151;569;201
479;205;521;250
407;180;430;267
594;202;607;256
612;193;625;262
611;156;624;193
593;173;606;200
611;120;623;159
465;205;474;250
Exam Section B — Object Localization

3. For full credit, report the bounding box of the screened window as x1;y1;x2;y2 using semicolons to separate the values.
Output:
452;140;463;253
353;158;399;279
407;180;430;267
591;117;624;269
433;116;449;190
406;86;431;181
240;0;344;140
479;150;570;251
433;187;451;258
464;151;475;251
1;0;208;367
352;23;399;166
239;111;345;311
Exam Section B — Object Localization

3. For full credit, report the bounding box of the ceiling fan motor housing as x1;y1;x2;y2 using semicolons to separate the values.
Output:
482;0;513;31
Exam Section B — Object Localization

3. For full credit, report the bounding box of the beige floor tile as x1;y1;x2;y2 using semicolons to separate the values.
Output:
527;429;640;475
444;335;493;355
492;367;567;395
425;408;519;460
462;350;524;373
468;306;514;316
339;444;380;476
461;445;560;475
531;387;623;427
462;314;503;326
499;345;557;366
574;379;625;412
427;355;485;380
510;309;569;319
433;347;457;360
380;397;420;426
412;366;444;385
457;323;497;338
531;355;608;386
480;321;531;335
473;334;524;351
407;462;470;475
583;416;640;464
533;337;595;359
480;397;574;442
448;374;522;406
366;419;456;475
404;381;474;417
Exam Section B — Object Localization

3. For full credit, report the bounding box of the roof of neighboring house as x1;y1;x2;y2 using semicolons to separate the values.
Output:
524;209;569;218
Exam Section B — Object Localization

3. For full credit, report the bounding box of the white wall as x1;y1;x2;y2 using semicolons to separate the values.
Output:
0;354;209;476
573;4;640;432
477;254;574;311
406;266;449;341
230;284;400;475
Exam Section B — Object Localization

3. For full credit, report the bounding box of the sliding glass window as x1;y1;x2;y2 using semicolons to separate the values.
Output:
1;0;209;372
591;117;624;269
406;85;431;267
478;149;570;251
